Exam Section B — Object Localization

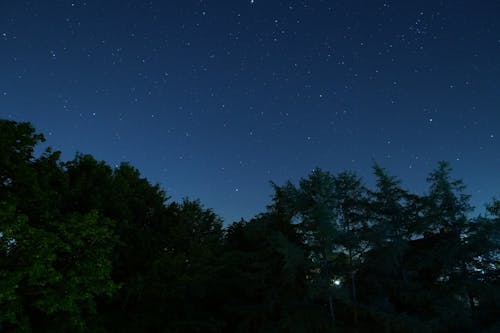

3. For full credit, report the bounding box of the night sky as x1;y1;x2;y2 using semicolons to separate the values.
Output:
1;1;499;223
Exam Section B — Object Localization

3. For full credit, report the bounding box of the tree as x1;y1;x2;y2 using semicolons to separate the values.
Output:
3;119;500;332
330;171;370;331
270;168;372;331
403;161;475;331
467;199;500;331
0;120;117;332
0;120;44;204
220;214;327;333
356;165;425;332
271;169;340;325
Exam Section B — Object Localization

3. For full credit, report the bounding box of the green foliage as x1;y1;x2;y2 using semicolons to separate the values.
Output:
0;120;117;332
1;119;499;332
0;205;117;332
0;120;44;199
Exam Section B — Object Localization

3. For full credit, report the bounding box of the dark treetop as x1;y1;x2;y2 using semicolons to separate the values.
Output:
1;119;499;332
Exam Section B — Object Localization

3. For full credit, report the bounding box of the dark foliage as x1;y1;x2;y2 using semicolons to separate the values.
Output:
1;119;499;332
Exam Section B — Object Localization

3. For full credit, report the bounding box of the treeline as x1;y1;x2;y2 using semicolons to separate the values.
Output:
0;119;499;332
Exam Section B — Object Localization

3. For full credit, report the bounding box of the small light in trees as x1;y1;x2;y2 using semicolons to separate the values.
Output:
331;279;341;286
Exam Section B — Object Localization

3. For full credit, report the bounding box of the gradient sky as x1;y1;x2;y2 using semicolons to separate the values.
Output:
1;0;499;222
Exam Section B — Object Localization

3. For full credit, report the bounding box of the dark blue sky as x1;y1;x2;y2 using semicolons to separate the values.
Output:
1;0;499;222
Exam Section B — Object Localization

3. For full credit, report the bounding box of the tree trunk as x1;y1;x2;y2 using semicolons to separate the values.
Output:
328;295;335;324
350;271;358;332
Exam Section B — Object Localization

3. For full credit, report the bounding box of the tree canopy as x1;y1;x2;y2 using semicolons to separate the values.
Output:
1;119;499;332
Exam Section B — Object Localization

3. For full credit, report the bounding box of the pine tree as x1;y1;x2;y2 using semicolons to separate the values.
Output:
409;161;474;331
270;169;340;327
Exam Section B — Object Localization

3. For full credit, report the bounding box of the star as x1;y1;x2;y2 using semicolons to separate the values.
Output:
2;0;498;224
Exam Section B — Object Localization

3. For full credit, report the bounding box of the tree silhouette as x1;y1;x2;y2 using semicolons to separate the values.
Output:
1;119;499;332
